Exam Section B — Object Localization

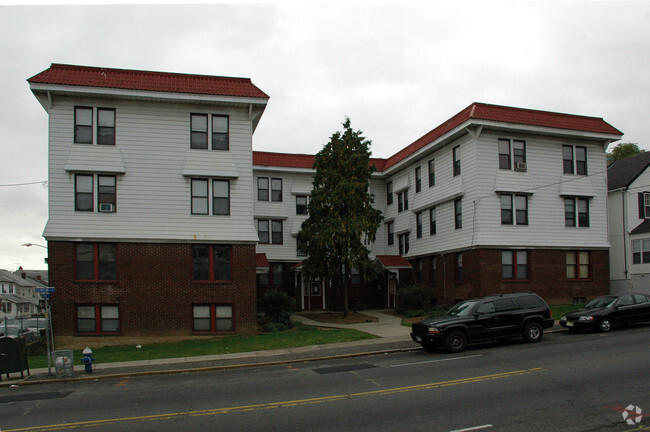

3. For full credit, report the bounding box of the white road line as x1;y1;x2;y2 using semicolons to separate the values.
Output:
447;424;493;432
390;354;482;367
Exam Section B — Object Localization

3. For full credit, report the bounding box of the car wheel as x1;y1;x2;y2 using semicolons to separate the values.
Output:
522;322;543;343
444;331;468;353
598;318;612;333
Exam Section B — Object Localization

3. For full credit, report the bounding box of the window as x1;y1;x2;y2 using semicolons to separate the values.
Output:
501;194;528;225
563;145;587;175
75;107;116;145
502;250;529;280
565;197;589;227
193;305;233;332
98;175;116;211
430;256;437;283
499;139;526;169
386;182;393;205
632;240;650;264
257;178;282;201
387;221;394;246
258;178;269;201
455;253;463;282
1;303;12;314
638;192;650;219
454;199;462;229
77;304;120;333
257;219;283;244
76;174;117;213
271;263;283;287
498;138;511;169
191;178;229;215
271;178;283;202
190;114;208;149
453;146;461;176
414;260;423;283
398;233;410;255
192;245;231;281
97;108;115;145
397;190;409;212
350;267;361;285
212;115;229;150
76;243;116;281
75;174;94;211
495;298;517;312
429;207;437;235
416;212;423;238
212;180;230;215
428;159;435;187
415;167;422;193
296;196;308;215
74;107;93;144
191;179;209;215
567;251;590;279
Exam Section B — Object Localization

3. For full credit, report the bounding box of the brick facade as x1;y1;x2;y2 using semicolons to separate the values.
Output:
48;241;258;337
410;248;609;306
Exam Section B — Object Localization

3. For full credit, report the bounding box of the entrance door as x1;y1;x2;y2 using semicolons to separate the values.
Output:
303;280;324;310
387;277;397;308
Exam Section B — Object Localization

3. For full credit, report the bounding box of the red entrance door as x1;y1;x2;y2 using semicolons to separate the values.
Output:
304;280;323;310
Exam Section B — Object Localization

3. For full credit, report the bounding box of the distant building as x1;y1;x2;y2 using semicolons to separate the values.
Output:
607;151;650;294
0;269;44;320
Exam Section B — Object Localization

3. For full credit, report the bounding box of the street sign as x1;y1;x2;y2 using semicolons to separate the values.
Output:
39;293;50;299
35;287;55;293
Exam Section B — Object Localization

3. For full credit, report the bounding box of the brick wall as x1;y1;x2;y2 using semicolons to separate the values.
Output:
48;241;258;338
412;248;609;306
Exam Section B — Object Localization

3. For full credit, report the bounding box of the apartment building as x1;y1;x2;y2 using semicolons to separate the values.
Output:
29;64;268;337
29;63;622;338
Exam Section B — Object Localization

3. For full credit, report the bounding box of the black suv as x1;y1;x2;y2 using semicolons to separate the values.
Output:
411;293;555;353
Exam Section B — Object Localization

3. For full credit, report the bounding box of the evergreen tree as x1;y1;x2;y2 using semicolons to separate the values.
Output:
297;118;383;317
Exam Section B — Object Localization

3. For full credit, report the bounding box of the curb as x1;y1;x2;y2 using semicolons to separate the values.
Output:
0;346;420;387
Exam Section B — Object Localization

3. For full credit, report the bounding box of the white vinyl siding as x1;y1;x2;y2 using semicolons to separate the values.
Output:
44;98;257;243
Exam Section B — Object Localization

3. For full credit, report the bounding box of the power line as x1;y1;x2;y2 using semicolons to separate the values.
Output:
0;181;48;188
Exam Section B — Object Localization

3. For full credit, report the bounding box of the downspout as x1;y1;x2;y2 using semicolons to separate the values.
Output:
622;188;629;280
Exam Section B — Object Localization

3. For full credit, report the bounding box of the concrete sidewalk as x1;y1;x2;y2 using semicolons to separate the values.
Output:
1;310;417;387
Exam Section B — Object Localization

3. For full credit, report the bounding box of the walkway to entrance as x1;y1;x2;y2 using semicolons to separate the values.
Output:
292;310;411;338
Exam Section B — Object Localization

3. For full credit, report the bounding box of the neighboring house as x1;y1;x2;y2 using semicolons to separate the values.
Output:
0;269;44;320
254;103;622;308
29;63;623;339
607;151;650;294
29;64;269;338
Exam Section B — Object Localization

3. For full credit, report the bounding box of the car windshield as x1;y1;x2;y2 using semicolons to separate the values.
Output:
446;300;480;317
585;296;617;309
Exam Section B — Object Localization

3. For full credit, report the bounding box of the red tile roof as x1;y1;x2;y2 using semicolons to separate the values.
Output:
28;63;269;99
256;253;269;268
375;255;412;268
383;102;622;170
253;151;387;171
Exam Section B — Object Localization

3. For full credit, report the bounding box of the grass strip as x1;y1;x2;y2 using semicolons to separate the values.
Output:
28;326;376;369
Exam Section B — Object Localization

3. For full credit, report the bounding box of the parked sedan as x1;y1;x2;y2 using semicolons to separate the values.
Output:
560;293;650;332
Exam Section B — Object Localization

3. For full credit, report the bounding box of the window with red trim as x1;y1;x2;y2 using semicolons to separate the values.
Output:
502;250;529;280
192;245;231;281
75;243;116;281
567;251;590;280
76;304;119;334
193;304;233;332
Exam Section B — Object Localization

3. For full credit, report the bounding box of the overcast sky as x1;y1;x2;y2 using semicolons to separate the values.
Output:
1;1;648;271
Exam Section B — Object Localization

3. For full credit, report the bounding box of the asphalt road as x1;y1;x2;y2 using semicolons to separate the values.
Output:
2;325;650;432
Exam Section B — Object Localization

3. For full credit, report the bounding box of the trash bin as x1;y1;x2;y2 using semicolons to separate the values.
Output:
52;349;74;378
0;337;30;382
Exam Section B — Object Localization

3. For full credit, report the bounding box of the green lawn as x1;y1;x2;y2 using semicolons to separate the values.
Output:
27;326;376;369
551;304;584;319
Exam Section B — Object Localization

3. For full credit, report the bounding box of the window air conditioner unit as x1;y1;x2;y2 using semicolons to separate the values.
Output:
515;162;527;172
99;203;114;212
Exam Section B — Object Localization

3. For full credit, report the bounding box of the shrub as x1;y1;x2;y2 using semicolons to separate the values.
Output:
396;285;429;314
261;322;289;333
259;290;296;327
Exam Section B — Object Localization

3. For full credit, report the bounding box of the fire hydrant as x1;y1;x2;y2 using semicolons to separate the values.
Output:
82;347;95;373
